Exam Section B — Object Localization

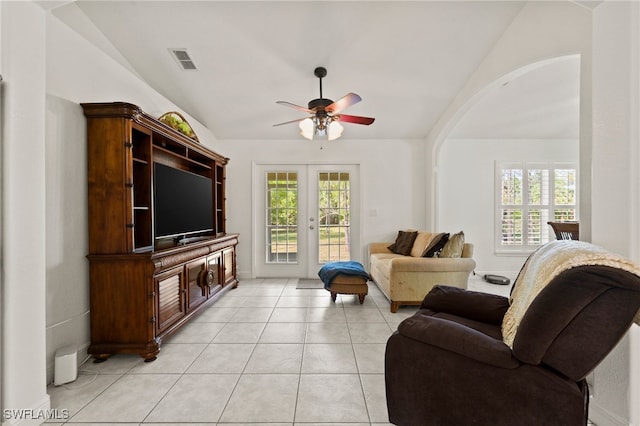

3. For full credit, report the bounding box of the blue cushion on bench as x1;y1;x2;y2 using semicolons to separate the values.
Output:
318;261;370;289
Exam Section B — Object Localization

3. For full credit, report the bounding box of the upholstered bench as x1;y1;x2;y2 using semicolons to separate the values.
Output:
318;261;371;304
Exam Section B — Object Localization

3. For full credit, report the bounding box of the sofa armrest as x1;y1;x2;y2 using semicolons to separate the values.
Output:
369;242;393;255
389;256;476;272
397;314;519;369
421;285;510;325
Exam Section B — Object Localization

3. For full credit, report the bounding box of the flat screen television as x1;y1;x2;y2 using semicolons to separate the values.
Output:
153;162;214;241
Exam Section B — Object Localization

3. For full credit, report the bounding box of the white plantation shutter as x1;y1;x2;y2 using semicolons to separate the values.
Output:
495;162;578;253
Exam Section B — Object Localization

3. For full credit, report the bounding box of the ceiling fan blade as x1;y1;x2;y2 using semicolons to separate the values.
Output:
276;101;312;113
336;114;375;125
273;117;307;127
325;93;361;114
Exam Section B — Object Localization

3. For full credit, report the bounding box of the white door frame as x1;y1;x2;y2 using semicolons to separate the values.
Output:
252;161;362;279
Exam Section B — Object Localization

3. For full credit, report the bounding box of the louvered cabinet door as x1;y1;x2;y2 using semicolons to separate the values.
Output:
223;247;236;286
154;266;186;334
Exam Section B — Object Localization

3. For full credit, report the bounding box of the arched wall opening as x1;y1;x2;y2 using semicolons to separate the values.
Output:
431;54;582;277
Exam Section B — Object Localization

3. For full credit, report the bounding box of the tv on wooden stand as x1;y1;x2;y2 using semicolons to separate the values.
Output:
82;102;239;362
153;162;214;245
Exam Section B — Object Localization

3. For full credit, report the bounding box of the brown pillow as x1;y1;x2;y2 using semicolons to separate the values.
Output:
439;231;465;258
422;233;449;257
410;232;435;257
388;230;418;256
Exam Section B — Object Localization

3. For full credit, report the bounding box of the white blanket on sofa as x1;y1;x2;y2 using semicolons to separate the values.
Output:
502;240;640;348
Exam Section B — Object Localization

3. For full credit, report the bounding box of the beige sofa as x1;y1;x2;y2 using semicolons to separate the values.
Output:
369;237;476;312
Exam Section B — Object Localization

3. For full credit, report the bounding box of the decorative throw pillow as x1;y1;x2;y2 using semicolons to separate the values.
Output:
410;232;435;257
439;231;465;258
422;233;449;257
388;230;418;256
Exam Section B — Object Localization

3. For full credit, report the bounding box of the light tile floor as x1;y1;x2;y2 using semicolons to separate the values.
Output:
47;275;512;425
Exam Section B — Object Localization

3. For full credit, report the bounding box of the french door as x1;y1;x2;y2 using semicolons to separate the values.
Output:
254;164;360;278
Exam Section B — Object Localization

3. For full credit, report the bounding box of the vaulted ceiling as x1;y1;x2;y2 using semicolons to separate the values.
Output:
51;1;580;141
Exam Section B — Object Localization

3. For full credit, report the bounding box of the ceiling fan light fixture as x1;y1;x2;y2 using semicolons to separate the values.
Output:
299;118;315;140
328;120;344;141
299;116;343;141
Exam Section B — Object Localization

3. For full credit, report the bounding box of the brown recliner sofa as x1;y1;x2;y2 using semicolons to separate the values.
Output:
385;240;640;426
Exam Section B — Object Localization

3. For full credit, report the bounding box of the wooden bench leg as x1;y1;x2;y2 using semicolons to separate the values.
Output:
390;301;400;313
331;291;337;302
358;293;366;304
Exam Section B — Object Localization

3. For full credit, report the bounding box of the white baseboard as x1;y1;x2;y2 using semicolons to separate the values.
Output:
237;270;252;280
589;398;629;426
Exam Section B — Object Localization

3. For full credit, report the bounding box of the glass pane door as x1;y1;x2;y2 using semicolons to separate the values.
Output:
307;165;360;277
266;171;299;264
254;164;359;278
317;171;351;263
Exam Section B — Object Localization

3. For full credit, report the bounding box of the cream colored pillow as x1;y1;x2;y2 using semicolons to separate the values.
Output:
410;232;435;257
439;231;465;258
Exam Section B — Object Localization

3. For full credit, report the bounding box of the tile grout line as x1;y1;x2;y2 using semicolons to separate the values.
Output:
349;306;374;425
215;278;268;423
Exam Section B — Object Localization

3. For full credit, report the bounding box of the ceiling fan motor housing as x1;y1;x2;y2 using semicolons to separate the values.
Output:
308;98;333;111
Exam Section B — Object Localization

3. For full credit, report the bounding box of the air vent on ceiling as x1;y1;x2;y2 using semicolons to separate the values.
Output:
169;48;197;71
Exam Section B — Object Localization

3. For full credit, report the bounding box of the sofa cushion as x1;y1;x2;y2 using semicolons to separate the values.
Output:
388;230;418;255
411;232;436;257
440;231;465;258
375;257;393;280
422;233;449;257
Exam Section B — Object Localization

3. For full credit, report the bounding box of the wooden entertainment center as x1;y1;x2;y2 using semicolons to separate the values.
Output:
82;102;238;362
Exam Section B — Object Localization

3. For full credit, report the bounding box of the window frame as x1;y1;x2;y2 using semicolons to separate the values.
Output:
494;161;578;254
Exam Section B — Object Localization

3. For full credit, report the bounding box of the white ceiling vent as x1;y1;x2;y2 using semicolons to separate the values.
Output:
170;48;197;70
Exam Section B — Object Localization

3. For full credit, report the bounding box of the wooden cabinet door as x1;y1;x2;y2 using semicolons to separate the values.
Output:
186;259;208;311
206;253;223;297
154;266;185;333
223;247;235;285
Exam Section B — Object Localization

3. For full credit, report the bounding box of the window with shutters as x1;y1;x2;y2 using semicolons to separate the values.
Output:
495;162;578;253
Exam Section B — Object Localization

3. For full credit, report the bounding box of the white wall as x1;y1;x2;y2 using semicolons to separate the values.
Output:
221;138;426;278
591;1;640;425
41;12;222;385
1;2;49;423
438;138;578;277
44;96;90;378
